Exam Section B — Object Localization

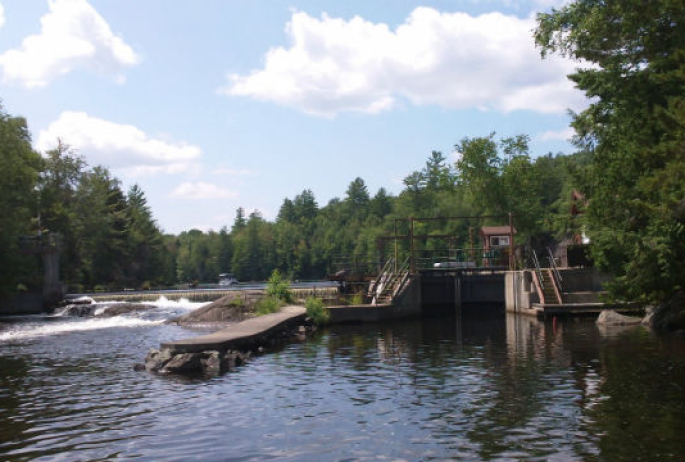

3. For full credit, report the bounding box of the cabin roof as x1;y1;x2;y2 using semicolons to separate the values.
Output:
480;225;516;236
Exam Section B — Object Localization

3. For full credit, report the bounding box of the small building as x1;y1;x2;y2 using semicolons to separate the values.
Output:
480;226;516;268
480;226;516;250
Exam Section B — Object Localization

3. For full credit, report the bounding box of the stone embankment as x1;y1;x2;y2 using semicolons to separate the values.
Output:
141;305;313;376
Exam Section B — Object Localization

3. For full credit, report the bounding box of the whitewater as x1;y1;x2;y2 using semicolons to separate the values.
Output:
0;296;208;342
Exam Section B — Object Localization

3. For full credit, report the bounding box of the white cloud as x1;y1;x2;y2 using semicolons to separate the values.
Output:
538;126;574;142
0;0;139;88
170;182;237;200
36;111;201;176
221;8;586;117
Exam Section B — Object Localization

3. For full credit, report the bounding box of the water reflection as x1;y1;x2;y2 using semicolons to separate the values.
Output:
1;308;685;460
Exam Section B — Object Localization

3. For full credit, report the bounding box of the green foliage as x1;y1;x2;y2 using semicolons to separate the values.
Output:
0;107;42;296
536;0;685;303
266;269;292;303
255;296;284;315
305;297;330;325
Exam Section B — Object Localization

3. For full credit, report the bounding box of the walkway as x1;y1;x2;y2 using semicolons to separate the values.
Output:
161;305;306;354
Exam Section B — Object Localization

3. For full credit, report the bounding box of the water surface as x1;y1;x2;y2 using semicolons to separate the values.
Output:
1;305;684;461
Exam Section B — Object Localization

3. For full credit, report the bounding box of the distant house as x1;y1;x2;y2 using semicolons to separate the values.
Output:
480;226;516;251
480;226;516;267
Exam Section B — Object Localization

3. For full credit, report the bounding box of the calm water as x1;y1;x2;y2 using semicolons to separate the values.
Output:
1;303;685;461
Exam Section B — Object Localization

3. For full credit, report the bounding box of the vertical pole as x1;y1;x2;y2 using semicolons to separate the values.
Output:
394;220;398;273
410;217;415;274
468;226;474;263
508;212;515;271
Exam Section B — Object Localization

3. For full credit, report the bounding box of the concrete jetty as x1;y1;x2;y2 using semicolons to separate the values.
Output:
161;305;306;354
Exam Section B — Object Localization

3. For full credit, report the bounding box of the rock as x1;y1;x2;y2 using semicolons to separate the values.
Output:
59;304;98;317
160;353;204;375
201;351;222;374
651;292;685;332
59;296;93;306
145;348;173;372
168;291;262;325
97;303;150;317
642;306;655;326
133;363;145;372
596;310;642;326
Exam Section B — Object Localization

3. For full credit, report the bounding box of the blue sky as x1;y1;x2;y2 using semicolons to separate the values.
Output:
0;0;584;234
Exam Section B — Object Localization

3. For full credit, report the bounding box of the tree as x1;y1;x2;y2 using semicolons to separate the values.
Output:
536;0;685;303
0;107;41;296
126;184;165;286
72;167;129;288
233;207;247;231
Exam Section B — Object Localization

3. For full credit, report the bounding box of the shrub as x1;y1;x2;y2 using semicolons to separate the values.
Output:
350;292;363;305
305;297;330;326
255;296;283;316
266;269;292;303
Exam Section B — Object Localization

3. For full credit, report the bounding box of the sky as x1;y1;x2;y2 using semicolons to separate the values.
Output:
0;0;586;234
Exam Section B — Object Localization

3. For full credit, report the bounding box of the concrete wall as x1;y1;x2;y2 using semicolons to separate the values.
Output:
505;271;536;313
328;275;422;323
558;268;611;292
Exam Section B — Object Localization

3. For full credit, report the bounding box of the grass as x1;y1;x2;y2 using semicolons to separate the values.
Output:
255;296;285;315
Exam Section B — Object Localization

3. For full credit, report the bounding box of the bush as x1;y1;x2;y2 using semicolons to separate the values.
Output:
266;269;292;303
255;296;284;316
305;297;330;326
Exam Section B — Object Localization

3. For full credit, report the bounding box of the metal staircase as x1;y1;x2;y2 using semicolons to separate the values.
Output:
367;257;412;305
532;250;562;305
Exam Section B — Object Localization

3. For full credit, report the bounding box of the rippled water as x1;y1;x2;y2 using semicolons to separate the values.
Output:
1;305;685;461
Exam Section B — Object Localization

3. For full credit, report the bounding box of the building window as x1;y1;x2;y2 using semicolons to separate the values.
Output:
490;236;509;247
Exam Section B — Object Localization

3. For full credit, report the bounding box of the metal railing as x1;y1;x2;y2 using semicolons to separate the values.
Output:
547;247;563;292
532;250;545;291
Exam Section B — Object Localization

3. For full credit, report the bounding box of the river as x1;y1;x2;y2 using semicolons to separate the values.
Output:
1;301;684;461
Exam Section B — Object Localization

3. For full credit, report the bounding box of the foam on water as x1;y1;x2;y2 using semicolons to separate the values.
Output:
0;296;209;342
0;317;162;342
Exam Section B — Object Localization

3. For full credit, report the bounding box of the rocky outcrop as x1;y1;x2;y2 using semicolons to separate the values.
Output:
143;348;251;376
651;292;685;335
167;291;263;325
97;303;150;317
596;309;642;326
58;302;150;317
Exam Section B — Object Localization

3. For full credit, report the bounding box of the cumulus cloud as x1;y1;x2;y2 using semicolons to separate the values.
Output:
538;126;574;142
0;0;139;88
170;182;237;200
36;111;201;176
221;8;585;117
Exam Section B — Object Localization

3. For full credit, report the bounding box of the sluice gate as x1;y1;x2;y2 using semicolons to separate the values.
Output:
420;269;505;315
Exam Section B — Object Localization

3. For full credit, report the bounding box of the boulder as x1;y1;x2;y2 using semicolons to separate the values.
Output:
160;353;204;375
201;350;222;374
596;310;642;326
144;348;173;372
168;291;262;325
97;303;150;317
60;304;98;317
651;292;685;333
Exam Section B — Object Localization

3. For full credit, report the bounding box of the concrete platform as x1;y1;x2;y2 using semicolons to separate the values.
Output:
530;302;643;318
161;305;306;354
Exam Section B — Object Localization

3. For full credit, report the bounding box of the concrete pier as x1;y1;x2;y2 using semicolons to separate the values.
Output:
162;305;306;354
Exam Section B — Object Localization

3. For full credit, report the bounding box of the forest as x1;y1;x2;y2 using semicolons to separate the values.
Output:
1;0;684;309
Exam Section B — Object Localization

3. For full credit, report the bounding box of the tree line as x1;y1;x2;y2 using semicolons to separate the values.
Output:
2;0;683;310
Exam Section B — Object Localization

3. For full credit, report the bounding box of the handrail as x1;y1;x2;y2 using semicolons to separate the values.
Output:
546;247;563;292
532;250;544;291
368;258;394;299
